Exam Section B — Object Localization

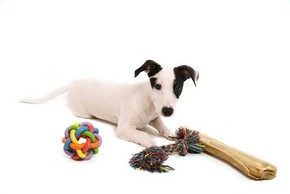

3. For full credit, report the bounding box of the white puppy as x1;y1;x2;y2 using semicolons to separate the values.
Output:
21;60;199;147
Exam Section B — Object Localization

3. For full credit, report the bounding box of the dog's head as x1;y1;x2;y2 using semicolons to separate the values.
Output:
135;60;199;117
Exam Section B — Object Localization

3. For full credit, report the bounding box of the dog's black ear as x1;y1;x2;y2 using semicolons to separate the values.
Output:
135;60;162;77
174;65;199;86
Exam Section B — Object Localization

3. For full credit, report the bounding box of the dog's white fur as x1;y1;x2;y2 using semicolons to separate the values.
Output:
21;60;198;147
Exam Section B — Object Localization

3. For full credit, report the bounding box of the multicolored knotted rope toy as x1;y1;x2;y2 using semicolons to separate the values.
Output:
129;127;204;172
62;122;102;160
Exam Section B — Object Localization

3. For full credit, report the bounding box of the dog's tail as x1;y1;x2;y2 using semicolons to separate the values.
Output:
20;85;69;104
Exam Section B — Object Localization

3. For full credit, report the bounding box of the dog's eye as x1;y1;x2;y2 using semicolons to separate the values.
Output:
154;84;162;90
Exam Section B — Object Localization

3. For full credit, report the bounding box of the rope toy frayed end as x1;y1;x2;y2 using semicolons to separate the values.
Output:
129;127;204;173
129;146;174;173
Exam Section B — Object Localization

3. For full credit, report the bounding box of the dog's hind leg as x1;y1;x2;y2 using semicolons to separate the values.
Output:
67;99;94;119
71;111;94;119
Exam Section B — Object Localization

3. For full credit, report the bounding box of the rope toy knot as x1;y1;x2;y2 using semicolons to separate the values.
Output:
62;122;102;160
174;127;204;156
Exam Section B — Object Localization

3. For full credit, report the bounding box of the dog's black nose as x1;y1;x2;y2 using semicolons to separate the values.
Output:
162;107;174;117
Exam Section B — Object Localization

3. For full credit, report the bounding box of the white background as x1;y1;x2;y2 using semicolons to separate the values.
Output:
1;0;289;193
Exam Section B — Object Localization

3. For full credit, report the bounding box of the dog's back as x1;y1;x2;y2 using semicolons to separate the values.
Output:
20;78;148;124
67;79;133;123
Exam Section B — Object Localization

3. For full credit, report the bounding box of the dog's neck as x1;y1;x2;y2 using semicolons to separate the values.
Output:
135;81;159;119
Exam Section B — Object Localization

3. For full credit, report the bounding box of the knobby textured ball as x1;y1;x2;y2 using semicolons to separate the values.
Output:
62;122;102;160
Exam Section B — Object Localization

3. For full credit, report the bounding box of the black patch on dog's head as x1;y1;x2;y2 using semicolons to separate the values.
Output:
173;65;199;98
173;73;184;98
150;77;157;88
135;60;162;78
150;77;162;90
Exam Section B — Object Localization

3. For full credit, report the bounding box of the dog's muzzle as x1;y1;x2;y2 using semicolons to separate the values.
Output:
162;107;174;117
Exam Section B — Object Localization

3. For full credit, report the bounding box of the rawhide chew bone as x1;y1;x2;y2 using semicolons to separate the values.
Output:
199;133;276;180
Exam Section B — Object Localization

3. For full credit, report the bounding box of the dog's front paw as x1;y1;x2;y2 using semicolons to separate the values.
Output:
159;128;173;138
139;138;157;148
